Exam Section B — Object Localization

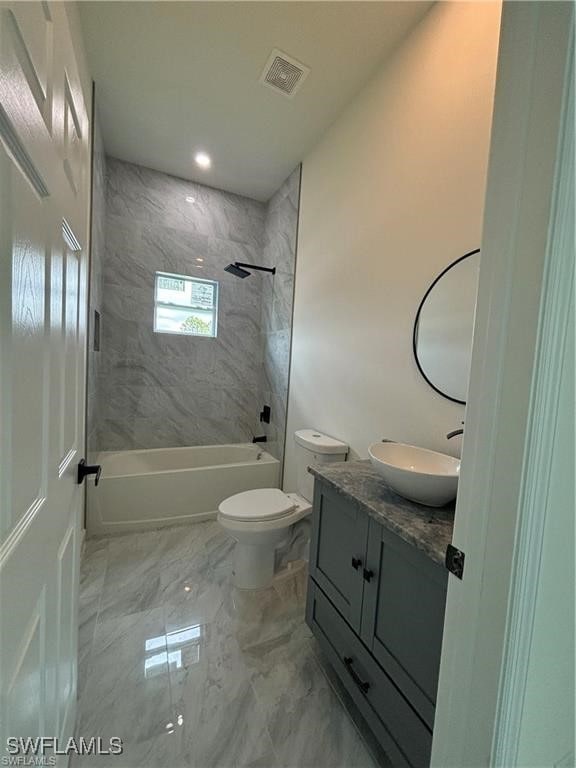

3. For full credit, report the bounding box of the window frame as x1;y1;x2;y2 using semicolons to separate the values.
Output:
153;271;219;337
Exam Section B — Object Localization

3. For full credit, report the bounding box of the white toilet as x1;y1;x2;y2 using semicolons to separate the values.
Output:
218;429;348;589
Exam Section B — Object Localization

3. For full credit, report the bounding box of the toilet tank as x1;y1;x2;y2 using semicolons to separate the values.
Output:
294;429;349;503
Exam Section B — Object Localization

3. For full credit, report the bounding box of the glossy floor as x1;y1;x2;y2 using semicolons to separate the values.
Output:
75;521;380;767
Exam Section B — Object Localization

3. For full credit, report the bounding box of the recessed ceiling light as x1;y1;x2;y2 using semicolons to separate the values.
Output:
185;196;196;203
194;152;211;169
196;258;204;262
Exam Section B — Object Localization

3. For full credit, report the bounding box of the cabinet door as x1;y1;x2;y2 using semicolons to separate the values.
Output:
361;519;448;729
308;481;369;631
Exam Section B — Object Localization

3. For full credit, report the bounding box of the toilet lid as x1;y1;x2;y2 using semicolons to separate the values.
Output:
219;488;296;521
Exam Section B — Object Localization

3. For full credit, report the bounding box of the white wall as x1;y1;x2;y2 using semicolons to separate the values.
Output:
284;1;501;489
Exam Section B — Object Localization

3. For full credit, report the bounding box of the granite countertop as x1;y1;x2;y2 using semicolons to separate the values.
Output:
309;460;455;566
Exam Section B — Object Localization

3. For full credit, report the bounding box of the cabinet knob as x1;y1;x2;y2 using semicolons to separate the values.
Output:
351;557;362;570
363;568;374;583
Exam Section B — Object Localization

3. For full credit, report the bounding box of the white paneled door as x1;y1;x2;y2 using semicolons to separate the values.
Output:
0;1;90;760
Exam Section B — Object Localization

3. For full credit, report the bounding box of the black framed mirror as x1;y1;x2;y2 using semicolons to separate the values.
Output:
413;248;480;404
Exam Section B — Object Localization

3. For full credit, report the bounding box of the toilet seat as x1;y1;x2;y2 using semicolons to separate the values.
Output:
219;488;296;522
218;489;312;533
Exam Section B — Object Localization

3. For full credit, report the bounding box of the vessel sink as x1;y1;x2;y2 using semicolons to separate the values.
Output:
368;442;460;507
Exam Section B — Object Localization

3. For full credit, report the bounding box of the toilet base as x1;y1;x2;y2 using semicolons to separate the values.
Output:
231;528;289;589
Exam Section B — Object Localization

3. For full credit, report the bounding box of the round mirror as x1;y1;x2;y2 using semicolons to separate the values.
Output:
413;249;480;404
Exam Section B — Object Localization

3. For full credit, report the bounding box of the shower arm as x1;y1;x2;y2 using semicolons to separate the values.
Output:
234;262;276;275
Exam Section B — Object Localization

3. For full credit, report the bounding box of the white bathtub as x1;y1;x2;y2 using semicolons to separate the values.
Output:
86;444;280;536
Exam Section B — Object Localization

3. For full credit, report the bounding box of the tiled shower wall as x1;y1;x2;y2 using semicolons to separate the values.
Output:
96;158;267;450
87;119;106;456
259;168;301;467
92;158;299;456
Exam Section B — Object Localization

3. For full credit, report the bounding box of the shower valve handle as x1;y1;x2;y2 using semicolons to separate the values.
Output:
77;459;102;486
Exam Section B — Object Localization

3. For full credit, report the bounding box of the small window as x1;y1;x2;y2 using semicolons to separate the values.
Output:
154;272;218;337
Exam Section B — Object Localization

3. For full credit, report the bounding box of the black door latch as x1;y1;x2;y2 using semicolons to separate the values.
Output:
77;459;102;486
445;544;465;579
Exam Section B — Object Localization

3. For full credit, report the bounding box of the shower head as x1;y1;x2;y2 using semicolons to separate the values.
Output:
224;262;276;278
224;263;251;279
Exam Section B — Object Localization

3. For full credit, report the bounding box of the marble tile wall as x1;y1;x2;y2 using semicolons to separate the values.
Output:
258;167;301;470
87;118;106;456
92;157;300;457
96;158;267;450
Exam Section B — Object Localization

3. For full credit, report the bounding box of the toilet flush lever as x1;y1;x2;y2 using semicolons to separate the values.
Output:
77;459;102;486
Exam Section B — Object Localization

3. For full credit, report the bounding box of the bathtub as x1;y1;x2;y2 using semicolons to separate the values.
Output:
86;443;280;536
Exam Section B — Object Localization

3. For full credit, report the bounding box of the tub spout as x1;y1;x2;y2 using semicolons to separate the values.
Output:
252;435;267;443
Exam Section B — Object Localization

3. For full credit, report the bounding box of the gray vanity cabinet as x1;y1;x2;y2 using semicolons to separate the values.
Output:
306;479;449;767
360;521;448;730
308;481;369;631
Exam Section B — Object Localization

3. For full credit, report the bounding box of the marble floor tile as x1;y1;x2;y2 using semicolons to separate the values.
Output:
70;731;182;768
77;521;379;768
249;636;375;768
80;541;108;600
78;607;174;747
78;592;101;696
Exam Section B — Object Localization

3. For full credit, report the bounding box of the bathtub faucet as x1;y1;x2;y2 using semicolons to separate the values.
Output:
252;435;267;443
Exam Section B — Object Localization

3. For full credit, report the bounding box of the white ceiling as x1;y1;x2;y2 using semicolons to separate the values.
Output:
79;2;432;201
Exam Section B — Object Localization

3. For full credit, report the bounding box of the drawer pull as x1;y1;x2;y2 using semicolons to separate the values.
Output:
343;656;370;694
363;568;374;582
351;557;362;570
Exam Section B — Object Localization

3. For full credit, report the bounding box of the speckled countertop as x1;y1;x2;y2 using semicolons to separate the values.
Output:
309;460;455;566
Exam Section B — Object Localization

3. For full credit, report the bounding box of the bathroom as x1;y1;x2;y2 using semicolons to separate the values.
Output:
0;1;572;768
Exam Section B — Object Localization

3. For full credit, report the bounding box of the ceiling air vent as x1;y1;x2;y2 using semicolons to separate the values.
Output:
259;49;310;99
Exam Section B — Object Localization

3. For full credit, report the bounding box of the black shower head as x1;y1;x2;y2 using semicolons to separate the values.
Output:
224;263;251;279
224;262;276;278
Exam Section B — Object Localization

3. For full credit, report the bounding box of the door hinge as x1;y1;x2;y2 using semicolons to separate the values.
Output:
445;544;465;579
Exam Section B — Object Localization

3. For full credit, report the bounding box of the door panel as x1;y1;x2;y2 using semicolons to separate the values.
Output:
308;481;369;630
63;75;83;195
7;1;53;130
0;0;90;756
2;163;49;539
55;515;78;741
361;519;448;729
60;225;81;469
4;588;47;739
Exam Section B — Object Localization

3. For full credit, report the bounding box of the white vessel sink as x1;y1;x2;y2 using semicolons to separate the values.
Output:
368;442;460;507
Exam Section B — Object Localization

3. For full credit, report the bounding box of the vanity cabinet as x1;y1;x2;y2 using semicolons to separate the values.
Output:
308;480;369;629
306;479;448;767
